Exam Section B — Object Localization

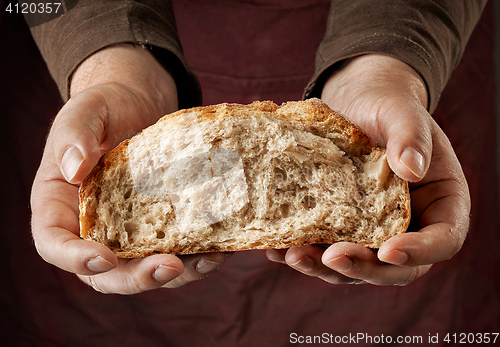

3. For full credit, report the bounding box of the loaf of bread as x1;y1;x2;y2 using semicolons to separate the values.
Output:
79;98;410;258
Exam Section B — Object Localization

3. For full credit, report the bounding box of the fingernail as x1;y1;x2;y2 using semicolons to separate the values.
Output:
399;147;425;179
379;250;409;265
61;146;85;183
86;256;115;273
266;249;285;263
196;258;221;275
290;256;315;272
153;264;181;282
326;255;353;272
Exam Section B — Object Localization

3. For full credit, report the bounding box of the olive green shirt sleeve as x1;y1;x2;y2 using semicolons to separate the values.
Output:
29;0;201;108
304;0;488;113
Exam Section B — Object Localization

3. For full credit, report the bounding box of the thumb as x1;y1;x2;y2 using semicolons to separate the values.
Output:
380;100;433;182
50;91;107;184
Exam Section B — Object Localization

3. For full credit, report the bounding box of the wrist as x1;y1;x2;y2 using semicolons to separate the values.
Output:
70;44;178;117
321;54;428;112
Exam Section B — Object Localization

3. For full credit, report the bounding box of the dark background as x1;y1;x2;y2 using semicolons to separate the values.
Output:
1;1;498;346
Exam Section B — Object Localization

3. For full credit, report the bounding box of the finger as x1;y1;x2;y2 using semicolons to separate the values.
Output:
266;248;288;264
31;181;119;275
49;92;108;184
52;85;166;184
322;242;432;286
37;230;119;276
162;252;228;288
37;231;119;276
78;254;184;295
284;245;364;284
379;100;433;182
379;178;469;268
378;223;464;268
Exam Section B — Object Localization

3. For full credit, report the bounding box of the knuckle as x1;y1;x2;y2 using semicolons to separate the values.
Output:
397;265;431;286
162;268;203;289
361;264;377;282
81;275;109;294
81;274;153;295
33;240;49;263
120;276;152;295
162;275;191;289
448;226;465;259
319;271;365;285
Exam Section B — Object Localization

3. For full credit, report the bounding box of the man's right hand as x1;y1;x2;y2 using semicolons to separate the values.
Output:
30;44;229;294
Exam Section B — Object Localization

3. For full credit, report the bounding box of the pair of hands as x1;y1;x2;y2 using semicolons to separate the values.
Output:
30;45;470;294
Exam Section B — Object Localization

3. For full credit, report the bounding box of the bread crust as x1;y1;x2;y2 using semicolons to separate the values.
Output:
79;99;410;257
